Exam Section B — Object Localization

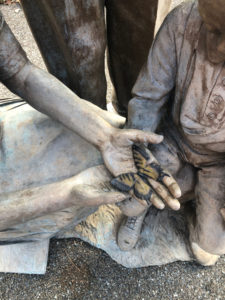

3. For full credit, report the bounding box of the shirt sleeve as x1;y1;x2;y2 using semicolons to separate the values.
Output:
128;6;184;131
0;10;28;82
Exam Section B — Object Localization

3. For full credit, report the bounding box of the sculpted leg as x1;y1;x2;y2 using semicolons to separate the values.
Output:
20;0;107;108
106;0;158;115
189;165;225;265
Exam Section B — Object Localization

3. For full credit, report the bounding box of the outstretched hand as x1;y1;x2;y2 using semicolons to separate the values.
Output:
100;127;163;177
101;127;182;212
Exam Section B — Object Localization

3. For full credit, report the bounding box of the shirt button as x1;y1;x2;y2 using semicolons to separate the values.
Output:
207;112;217;120
213;95;223;104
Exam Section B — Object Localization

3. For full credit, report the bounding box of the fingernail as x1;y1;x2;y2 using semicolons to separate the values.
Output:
174;189;182;199
172;200;180;211
117;194;128;201
171;185;182;198
158;203;165;210
158;135;164;142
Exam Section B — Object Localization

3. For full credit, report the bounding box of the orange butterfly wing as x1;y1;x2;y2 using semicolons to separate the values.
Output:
111;173;136;192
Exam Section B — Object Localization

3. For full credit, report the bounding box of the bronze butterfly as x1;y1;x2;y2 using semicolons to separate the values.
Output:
111;144;169;206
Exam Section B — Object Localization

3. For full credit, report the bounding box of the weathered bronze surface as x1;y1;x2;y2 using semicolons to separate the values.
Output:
1;0;225;271
128;0;225;265
20;0;158;115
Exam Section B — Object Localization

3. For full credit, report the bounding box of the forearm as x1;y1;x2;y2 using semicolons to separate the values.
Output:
128;97;166;131
0;178;75;231
0;12;124;146
4;62;122;149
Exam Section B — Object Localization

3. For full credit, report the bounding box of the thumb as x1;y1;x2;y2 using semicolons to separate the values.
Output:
126;129;163;144
99;191;129;205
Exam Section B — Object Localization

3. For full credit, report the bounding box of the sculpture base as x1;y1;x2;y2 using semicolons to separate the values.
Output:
58;204;194;268
0;240;49;274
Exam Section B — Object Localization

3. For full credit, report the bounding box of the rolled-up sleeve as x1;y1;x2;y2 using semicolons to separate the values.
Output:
0;11;28;82
128;8;180;131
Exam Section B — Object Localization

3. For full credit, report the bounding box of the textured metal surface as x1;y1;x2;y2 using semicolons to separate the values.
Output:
0;240;49;274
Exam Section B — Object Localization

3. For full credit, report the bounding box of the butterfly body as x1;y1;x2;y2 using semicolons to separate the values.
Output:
111;172;153;206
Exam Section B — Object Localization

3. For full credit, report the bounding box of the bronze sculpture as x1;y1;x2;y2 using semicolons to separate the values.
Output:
124;0;225;265
19;0;160;115
0;9;168;230
1;0;225;271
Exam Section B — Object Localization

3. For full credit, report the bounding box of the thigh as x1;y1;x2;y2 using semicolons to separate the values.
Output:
21;0;107;108
106;0;158;116
192;165;225;255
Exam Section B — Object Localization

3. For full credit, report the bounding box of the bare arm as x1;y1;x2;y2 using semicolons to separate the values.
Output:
0;13;163;176
0;170;127;231
0;13;125;149
4;62;122;149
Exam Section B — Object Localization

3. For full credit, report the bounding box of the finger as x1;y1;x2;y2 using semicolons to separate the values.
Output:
142;160;182;199
148;178;180;210
146;155;182;199
72;184;129;206
150;194;165;210
132;188;166;210
99;191;129;205
130;190;150;208
162;175;182;199
142;149;182;199
125;130;164;145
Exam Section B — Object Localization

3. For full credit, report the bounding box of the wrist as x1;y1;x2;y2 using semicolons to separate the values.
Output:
98;126;118;152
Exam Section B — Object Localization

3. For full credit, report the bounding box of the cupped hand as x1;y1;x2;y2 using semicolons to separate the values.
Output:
106;135;182;213
100;127;164;177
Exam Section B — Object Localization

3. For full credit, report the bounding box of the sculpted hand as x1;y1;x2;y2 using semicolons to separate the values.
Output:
67;166;129;207
100;127;163;177
70;183;128;207
113;144;182;251
110;143;182;212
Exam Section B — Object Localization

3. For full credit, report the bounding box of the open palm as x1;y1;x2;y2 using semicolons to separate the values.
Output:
101;128;181;213
101;128;163;177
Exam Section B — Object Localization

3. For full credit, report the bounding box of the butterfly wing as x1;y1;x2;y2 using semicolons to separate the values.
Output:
133;145;159;180
111;173;136;192
132;144;149;170
133;174;152;206
139;162;170;182
139;164;159;180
